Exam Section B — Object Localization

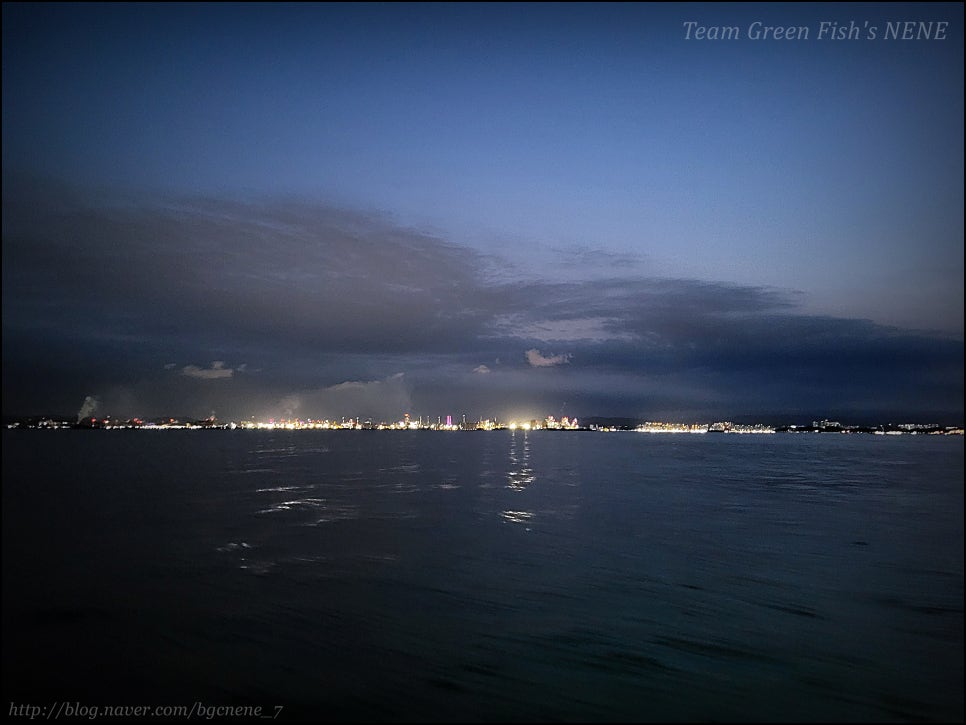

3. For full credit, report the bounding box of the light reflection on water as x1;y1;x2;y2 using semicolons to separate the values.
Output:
1;431;962;722
506;429;535;490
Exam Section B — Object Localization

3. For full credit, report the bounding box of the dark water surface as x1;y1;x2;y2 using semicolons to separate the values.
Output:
2;430;963;722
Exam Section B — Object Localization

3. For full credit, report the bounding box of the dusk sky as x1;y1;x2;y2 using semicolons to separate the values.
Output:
3;2;963;424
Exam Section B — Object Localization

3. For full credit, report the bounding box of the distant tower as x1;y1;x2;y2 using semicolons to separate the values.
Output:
446;415;452;427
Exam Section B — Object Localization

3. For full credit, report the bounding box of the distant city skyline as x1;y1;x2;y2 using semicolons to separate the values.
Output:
8;410;964;435
3;3;963;423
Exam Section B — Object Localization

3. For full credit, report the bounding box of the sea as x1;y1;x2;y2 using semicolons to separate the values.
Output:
2;430;963;722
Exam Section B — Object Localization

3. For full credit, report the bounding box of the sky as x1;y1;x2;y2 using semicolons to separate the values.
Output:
2;2;963;424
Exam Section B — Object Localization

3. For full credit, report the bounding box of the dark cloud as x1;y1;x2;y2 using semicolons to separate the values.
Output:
3;188;487;354
3;180;962;423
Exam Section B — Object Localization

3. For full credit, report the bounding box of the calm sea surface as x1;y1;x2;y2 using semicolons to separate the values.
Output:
2;430;963;722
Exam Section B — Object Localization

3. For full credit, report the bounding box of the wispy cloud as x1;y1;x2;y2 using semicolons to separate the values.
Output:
182;361;234;380
525;349;572;367
268;373;412;421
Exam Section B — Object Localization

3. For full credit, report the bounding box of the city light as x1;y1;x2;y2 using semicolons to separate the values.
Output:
7;414;963;435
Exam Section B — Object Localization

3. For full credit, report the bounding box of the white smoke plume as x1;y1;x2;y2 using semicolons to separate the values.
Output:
77;395;100;422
